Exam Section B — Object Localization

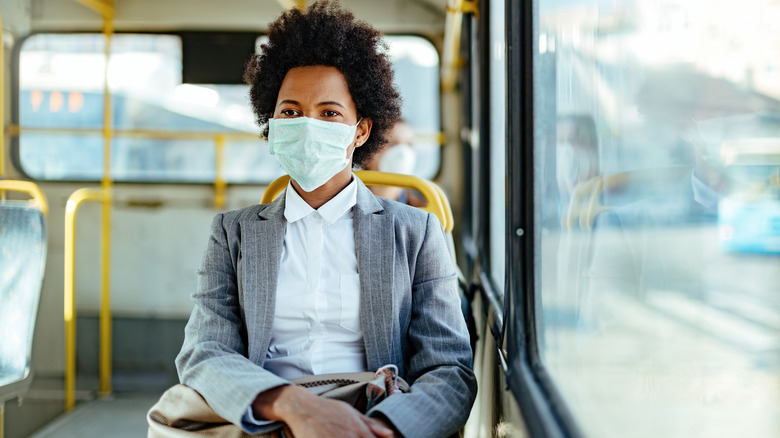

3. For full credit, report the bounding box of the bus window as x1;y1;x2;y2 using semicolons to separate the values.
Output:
488;0;506;289
17;34;441;183
385;36;441;180
535;1;780;437
18;34;258;182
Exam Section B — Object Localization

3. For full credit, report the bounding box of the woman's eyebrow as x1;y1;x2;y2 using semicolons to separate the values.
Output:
276;99;300;108
318;100;346;109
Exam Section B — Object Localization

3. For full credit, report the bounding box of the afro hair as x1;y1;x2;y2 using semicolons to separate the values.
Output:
244;0;402;167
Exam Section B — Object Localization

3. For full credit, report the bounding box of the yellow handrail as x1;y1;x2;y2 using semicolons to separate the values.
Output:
260;171;450;231
75;0;114;19
7;125;261;141
0;10;4;179
9;125;445;144
429;181;454;233
214;134;227;209
442;0;478;91
97;0;114;399
0;180;49;215
277;0;306;10
65;0;115;408
260;174;294;205
63;188;103;411
354;171;449;231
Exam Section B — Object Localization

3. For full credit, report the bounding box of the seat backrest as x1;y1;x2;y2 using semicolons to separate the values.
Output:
0;181;48;404
261;171;452;232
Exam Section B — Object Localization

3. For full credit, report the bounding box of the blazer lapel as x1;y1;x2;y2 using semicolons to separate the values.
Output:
353;181;396;370
241;193;286;364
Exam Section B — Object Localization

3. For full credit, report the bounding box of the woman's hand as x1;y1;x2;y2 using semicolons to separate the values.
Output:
253;385;398;437
369;415;402;438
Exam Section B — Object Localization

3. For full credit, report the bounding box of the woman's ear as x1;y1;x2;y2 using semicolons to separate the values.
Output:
355;118;373;147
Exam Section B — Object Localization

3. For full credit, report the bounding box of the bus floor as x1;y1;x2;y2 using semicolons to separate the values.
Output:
29;392;159;437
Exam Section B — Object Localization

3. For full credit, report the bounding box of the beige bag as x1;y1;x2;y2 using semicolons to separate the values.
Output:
148;367;408;437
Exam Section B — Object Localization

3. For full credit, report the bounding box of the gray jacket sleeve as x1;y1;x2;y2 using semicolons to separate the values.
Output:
175;213;288;432
368;213;478;438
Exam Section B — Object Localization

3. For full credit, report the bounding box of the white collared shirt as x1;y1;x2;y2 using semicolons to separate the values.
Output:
263;178;367;379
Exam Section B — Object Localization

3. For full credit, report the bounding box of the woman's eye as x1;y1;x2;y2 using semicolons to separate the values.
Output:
281;109;299;116
323;110;339;117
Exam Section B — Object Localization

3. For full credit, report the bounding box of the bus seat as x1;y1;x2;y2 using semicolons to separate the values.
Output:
261;171;451;232
0;181;48;408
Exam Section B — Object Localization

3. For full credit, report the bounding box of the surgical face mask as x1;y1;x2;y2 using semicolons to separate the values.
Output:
268;117;359;192
378;143;417;175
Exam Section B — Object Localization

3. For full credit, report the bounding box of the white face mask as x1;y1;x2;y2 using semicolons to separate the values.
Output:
378;143;417;175
268;117;360;192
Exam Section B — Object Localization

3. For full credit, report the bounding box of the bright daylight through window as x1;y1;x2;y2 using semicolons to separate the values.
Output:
536;1;780;437
18;34;440;183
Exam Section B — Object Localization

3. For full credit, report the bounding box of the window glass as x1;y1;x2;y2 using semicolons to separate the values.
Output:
489;0;507;288
18;34;440;182
536;1;780;437
386;36;441;180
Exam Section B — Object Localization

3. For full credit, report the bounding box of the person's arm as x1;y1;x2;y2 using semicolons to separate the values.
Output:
175;212;290;432
252;384;396;437
368;213;478;438
177;212;401;436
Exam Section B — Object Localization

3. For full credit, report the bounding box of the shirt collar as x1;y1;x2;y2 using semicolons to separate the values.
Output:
284;176;358;225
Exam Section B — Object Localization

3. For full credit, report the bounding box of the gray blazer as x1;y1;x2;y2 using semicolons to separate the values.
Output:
176;179;477;438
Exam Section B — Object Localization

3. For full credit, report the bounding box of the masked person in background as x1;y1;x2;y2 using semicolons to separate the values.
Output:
174;2;476;438
362;119;425;206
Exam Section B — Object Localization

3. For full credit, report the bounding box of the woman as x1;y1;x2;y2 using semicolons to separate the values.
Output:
175;2;476;437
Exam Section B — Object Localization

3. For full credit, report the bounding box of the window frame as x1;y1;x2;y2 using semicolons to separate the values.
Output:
10;30;445;185
503;0;584;437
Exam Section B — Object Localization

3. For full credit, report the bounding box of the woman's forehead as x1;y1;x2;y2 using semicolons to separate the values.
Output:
276;65;356;109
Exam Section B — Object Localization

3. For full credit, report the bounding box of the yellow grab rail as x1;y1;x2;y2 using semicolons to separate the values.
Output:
261;171;451;232
214;134;227;209
442;0;478;91
75;0;114;19
62;0;116;407
260;174;294;205
64;188;106;411
0;180;49;215
429;181;454;234
353;171;450;232
0;10;4;179
277;0;306;10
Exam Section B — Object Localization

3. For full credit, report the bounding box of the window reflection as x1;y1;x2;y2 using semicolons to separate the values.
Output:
538;1;780;437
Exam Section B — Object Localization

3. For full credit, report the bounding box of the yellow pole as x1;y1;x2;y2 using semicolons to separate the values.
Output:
64;188;103;411
99;12;114;397
0;402;4;438
275;0;305;10
214;135;226;209
442;0;478;91
0;10;5;200
65;0;116;406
